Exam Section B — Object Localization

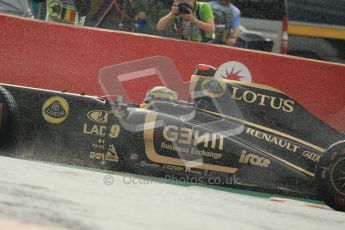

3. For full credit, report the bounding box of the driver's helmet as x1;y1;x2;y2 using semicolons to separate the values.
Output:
143;86;178;104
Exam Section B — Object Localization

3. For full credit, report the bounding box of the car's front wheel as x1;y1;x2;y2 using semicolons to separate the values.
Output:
316;141;345;212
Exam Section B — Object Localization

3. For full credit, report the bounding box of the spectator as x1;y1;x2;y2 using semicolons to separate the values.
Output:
209;0;240;46
45;0;90;26
157;0;215;42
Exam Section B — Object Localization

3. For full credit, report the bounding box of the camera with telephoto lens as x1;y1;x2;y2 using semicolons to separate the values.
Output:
178;3;192;14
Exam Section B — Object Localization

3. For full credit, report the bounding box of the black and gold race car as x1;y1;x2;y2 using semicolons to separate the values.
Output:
0;63;345;212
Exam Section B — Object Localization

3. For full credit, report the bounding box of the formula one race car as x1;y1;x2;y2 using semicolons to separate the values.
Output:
0;63;345;212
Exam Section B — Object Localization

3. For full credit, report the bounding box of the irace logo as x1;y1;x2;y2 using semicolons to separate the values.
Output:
239;150;271;168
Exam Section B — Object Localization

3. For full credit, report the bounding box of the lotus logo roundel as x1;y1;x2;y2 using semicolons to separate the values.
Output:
215;61;252;82
201;79;227;98
42;96;69;124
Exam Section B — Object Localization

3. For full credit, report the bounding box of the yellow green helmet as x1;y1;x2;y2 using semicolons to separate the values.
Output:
143;86;178;104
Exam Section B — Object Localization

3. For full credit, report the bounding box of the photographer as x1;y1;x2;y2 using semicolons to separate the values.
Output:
157;0;215;42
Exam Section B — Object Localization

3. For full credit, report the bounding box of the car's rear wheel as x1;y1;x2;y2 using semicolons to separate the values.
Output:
316;141;345;212
0;86;17;149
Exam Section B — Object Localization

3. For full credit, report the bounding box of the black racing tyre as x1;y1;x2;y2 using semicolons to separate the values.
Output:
316;141;345;212
0;86;17;148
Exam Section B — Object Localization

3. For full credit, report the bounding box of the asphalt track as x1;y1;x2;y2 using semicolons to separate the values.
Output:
0;156;345;230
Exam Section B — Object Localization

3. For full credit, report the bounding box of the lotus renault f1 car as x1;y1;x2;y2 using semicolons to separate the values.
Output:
0;64;345;212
